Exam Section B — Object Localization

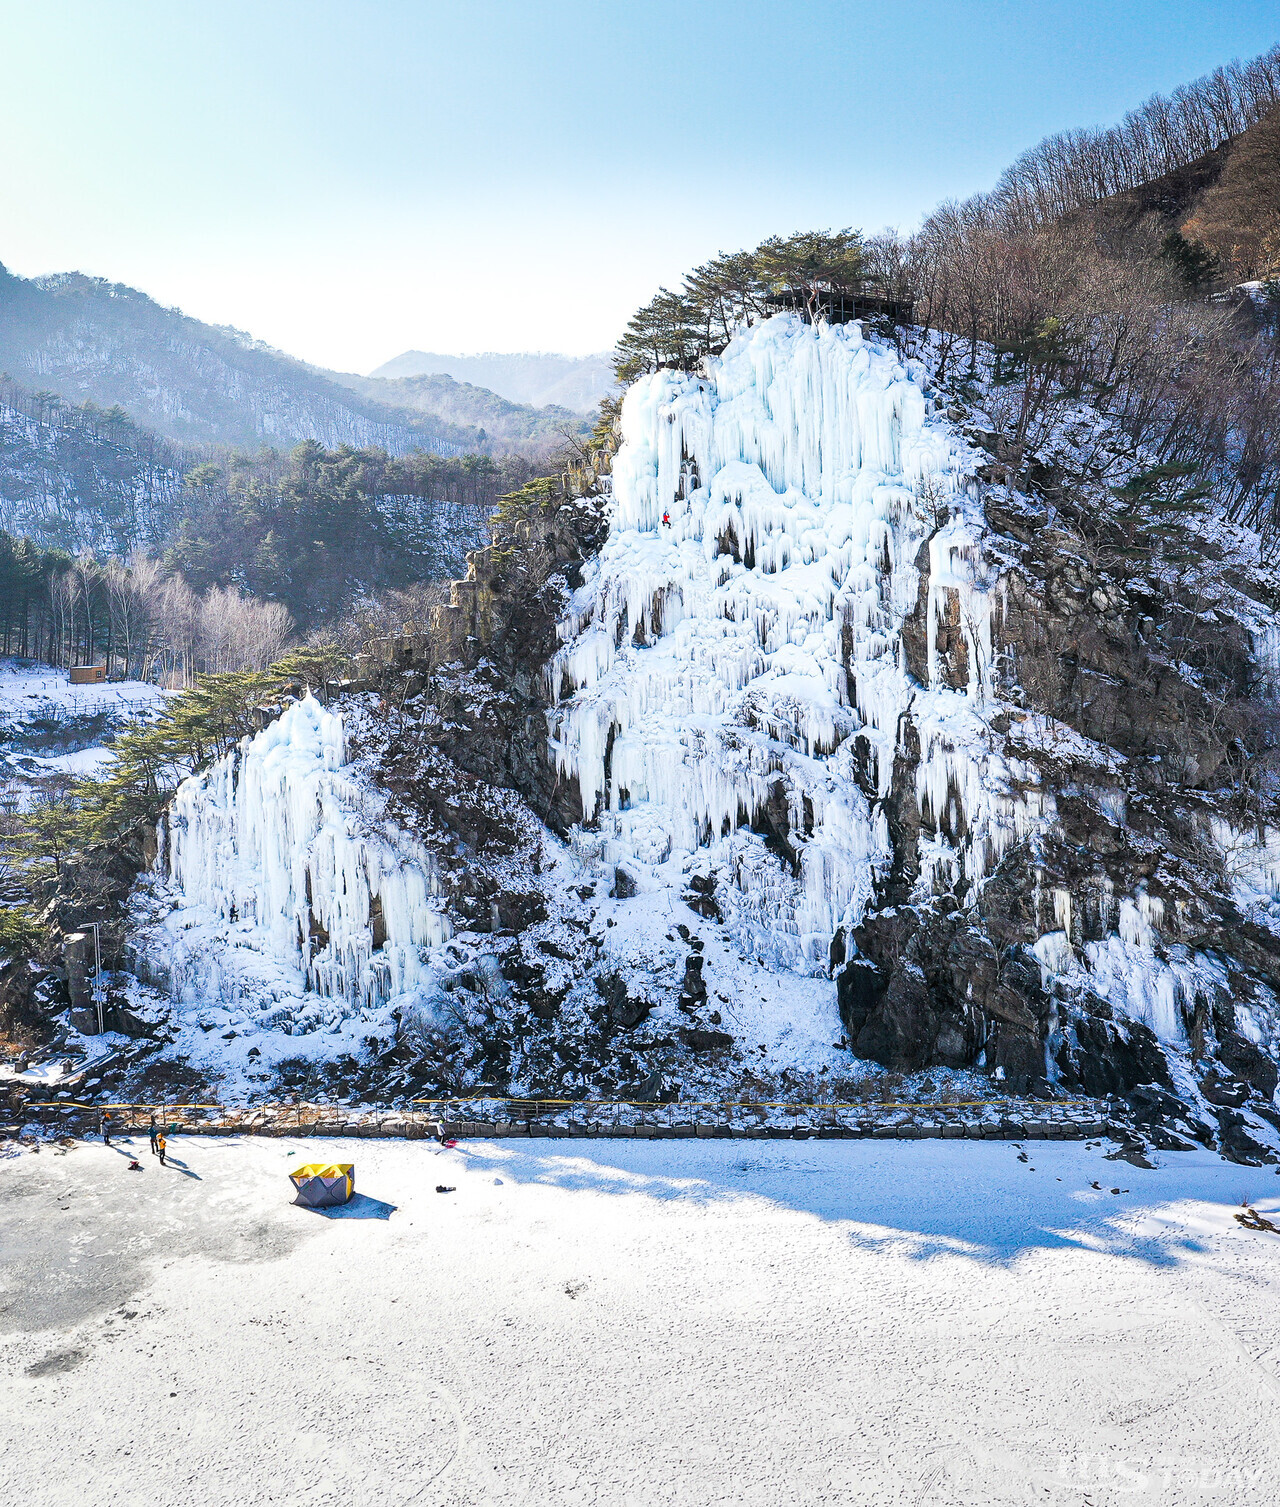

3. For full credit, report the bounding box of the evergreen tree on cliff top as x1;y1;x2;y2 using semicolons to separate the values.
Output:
614;229;867;385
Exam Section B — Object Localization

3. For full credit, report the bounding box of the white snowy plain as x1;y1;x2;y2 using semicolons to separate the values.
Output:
2;1136;1278;1506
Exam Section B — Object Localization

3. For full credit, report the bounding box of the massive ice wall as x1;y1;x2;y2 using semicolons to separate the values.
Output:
145;695;449;1031
548;314;1000;970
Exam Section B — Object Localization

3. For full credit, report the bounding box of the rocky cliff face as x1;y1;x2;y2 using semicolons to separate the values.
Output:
114;315;1280;1158
538;315;1280;1156
842;406;1280;1157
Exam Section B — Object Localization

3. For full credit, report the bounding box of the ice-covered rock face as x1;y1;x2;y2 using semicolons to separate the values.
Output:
144;695;450;1031
548;314;991;970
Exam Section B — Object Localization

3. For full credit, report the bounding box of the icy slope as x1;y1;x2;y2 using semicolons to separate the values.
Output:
132;696;450;1043
549;314;996;969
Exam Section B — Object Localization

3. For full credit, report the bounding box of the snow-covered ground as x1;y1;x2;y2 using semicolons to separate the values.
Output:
0;659;168;814
0;660;168;729
2;1135;1278;1505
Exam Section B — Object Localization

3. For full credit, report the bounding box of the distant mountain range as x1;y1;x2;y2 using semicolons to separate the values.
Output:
0;264;590;460
330;371;587;451
369;350;615;411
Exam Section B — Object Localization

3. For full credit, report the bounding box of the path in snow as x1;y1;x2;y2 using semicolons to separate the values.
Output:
2;1137;1278;1505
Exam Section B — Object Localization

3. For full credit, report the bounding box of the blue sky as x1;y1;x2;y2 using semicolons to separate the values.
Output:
1;1;1276;372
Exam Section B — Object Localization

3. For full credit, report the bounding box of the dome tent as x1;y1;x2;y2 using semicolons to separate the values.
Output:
290;1163;354;1207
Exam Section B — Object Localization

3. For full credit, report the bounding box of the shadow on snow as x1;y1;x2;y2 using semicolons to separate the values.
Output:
446;1136;1279;1270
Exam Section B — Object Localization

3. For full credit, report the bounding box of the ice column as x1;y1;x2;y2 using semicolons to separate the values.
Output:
159;695;449;1017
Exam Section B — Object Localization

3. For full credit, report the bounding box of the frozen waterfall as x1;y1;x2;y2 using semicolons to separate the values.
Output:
548;314;999;971
141;695;450;1033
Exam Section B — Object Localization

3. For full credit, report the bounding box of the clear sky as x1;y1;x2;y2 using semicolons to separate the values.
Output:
1;1;1277;374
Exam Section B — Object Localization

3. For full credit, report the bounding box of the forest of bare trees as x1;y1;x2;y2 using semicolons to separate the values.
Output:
0;538;294;684
1185;103;1280;279
905;127;1280;525
990;44;1280;229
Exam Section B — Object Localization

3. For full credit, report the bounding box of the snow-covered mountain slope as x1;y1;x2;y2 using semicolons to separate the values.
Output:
0;388;187;553
0;267;469;456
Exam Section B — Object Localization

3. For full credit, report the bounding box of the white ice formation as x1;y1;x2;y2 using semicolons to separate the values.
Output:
548;313;1006;970
139;695;449;1033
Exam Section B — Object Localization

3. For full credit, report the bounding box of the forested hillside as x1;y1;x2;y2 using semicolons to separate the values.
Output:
0;266;555;646
0;265;483;455
0;376;186;554
163;443;534;625
0;440;535;670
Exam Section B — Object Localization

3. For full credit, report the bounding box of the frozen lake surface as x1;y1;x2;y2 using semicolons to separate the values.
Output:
2;1135;1279;1504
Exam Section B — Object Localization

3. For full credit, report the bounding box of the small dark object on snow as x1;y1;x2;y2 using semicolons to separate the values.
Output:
441;1137;457;1149
1110;1188;1129;1195
1235;1207;1280;1233
1017;1152;1028;1163
435;1185;455;1194
127;1160;142;1171
1091;1181;1101;1190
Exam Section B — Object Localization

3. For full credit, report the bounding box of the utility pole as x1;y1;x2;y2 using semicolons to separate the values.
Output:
90;922;104;1036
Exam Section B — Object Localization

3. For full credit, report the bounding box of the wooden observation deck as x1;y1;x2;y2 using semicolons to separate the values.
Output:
764;289;915;326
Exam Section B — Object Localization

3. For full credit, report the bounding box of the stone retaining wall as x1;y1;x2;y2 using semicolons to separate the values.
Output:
20;1101;1121;1144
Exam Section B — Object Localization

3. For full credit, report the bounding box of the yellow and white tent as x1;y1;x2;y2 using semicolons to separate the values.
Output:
290;1163;355;1208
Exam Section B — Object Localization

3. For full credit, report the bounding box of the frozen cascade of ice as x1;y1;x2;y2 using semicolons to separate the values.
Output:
145;695;450;1031
549;314;1002;970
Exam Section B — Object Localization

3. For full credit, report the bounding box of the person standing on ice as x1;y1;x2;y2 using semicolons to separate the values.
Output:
156;1130;167;1166
661;510;671;527
149;1115;159;1156
100;1109;112;1146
